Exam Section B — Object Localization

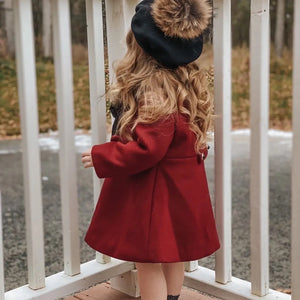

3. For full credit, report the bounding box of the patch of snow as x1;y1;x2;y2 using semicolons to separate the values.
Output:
38;132;92;152
75;135;92;152
268;129;292;138
231;129;292;138
39;136;59;151
0;149;19;154
231;129;251;136
0;129;293;155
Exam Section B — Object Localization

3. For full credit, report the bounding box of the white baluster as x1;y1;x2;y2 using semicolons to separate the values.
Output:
292;1;300;299
185;261;199;272
213;0;232;285
13;0;45;289
250;0;270;296
52;0;80;276
85;0;110;264
104;0;137;83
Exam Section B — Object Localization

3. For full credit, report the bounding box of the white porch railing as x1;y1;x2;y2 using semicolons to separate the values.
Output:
0;0;299;299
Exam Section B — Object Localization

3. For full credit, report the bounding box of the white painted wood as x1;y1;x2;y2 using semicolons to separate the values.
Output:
122;0;139;31
52;0;80;276
291;1;300;299
13;0;45;290
111;270;140;297
105;0;127;80
104;0;138;82
184;261;199;272
42;0;52;57
250;0;270;296
103;0;138;153
92;0;137;264
213;0;232;285
5;259;135;300
96;251;111;264
0;193;4;300
85;0;111;265
85;0;106;213
184;267;291;300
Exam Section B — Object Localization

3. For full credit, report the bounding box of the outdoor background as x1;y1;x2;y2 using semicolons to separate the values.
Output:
0;0;294;295
0;0;294;137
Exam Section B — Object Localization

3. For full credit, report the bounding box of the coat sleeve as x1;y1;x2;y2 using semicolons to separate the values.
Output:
91;115;175;178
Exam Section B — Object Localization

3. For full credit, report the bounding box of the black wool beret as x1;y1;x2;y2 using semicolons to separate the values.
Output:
131;0;203;69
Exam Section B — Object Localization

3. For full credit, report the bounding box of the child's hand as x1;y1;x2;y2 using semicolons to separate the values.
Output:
81;149;94;168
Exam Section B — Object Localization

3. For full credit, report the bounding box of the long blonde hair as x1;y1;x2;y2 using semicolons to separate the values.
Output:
108;30;213;153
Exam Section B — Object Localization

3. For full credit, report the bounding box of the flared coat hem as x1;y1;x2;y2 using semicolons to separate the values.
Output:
85;236;220;263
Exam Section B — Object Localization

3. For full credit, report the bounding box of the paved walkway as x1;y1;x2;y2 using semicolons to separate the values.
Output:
0;132;292;291
65;283;218;300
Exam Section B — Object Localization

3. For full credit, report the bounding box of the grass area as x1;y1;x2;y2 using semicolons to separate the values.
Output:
231;45;293;130
0;46;293;138
0;58;92;138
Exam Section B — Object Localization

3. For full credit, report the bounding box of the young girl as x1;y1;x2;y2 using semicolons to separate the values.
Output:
81;0;220;299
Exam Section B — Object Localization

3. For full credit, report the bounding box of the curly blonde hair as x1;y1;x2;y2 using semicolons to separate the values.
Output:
108;30;213;153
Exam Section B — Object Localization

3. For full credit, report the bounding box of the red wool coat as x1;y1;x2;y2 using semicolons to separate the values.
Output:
85;113;220;263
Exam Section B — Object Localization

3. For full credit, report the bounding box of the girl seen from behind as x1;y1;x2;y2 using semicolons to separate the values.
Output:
81;0;220;299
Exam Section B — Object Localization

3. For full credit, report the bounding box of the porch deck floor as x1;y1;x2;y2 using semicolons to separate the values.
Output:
64;282;218;300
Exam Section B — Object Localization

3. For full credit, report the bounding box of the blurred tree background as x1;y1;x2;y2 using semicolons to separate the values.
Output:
231;0;293;49
0;0;294;59
0;0;295;136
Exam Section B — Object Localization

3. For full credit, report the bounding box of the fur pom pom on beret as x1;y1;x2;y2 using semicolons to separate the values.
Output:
131;0;212;68
152;0;212;39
